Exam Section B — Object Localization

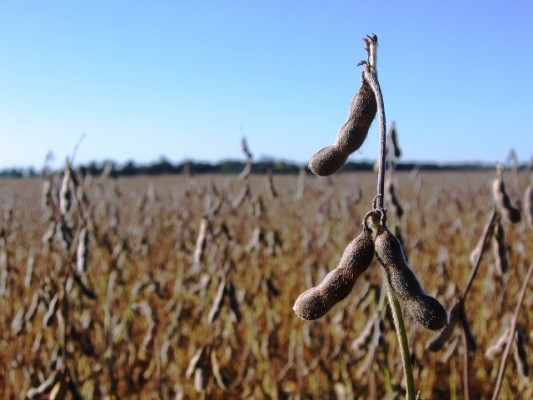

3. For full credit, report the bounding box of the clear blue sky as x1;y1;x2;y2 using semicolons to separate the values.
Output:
1;1;532;170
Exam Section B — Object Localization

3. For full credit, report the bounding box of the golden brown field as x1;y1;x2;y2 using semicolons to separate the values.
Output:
0;170;531;399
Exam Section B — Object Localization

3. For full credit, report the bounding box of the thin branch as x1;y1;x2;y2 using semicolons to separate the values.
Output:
462;207;498;301
387;288;416;399
461;328;471;400
491;261;533;400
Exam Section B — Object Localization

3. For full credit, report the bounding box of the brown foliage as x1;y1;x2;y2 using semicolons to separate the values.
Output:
0;171;531;399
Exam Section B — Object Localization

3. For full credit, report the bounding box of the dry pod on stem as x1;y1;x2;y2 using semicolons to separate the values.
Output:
298;34;436;399
372;214;447;331
513;326;529;377
389;121;401;158
308;73;377;176
491;220;509;275
293;224;375;320
385;177;404;220
485;325;529;377
492;165;521;224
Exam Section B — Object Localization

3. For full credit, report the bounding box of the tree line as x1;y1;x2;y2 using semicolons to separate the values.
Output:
0;158;525;178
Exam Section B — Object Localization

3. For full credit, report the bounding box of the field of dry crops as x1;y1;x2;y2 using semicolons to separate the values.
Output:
0;169;531;399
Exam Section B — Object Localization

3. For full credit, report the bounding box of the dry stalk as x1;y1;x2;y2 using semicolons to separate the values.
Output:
362;35;422;400
492;165;521;224
524;182;533;228
362;35;386;210
238;137;253;181
426;207;496;397
0;228;8;297
262;170;278;199
463;207;498;301
491;261;532;400
485;326;511;360
192;217;208;273
294;166;306;201
491;220;509;276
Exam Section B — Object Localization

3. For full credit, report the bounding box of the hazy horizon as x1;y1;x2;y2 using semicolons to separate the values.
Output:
0;151;522;174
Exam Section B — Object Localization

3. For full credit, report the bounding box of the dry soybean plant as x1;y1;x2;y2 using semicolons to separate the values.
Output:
1;155;531;398
293;34;447;399
425;164;532;399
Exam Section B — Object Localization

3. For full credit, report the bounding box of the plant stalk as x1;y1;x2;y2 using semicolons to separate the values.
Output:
362;35;387;210
461;328;471;400
387;287;416;400
462;207;497;300
363;34;415;400
491;261;533;400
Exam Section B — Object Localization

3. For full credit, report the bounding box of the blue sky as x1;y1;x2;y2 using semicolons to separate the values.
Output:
1;1;532;170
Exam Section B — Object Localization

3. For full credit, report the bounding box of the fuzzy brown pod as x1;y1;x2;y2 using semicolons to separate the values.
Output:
405;292;449;332
308;78;377;176
492;168;521;223
293;227;374;320
389;122;401;158
385;178;404;220
492;220;509;275
308;146;349;177
374;225;447;330
427;300;462;351
513;326;529;377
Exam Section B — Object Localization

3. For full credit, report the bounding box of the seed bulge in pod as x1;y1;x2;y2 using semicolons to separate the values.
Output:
308;76;377;177
375;226;447;330
335;79;377;154
293;227;374;320
406;294;448;331
308;145;349;177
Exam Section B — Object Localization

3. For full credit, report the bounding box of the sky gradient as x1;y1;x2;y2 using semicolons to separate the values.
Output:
1;1;532;170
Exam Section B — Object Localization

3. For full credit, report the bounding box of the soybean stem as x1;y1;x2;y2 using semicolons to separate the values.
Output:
387;287;416;400
461;328;471;400
491;261;533;400
362;35;387;210
462;207;497;301
363;34;414;400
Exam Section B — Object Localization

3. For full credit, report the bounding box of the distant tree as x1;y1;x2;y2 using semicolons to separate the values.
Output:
120;160;138;176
